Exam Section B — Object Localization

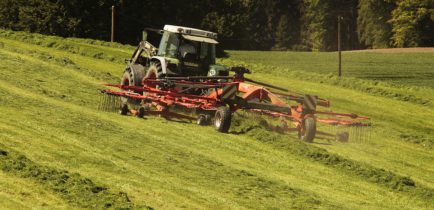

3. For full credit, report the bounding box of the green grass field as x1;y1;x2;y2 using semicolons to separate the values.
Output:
0;29;433;209
225;50;434;88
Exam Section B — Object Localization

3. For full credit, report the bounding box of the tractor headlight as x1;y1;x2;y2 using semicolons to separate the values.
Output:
208;68;217;76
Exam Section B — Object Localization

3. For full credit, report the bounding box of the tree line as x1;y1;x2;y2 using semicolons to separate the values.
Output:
0;0;433;51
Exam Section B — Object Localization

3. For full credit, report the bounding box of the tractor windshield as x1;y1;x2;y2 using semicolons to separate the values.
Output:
158;31;180;58
179;38;216;65
158;31;216;64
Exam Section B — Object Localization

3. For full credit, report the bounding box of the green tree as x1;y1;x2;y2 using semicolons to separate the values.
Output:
17;0;66;35
302;0;330;51
301;0;359;51
274;15;292;50
0;0;24;30
357;0;395;48
389;0;434;47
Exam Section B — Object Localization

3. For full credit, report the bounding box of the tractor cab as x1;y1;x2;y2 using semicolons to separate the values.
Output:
155;25;219;76
122;25;228;90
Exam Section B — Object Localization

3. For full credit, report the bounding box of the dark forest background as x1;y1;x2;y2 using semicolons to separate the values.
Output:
1;0;433;51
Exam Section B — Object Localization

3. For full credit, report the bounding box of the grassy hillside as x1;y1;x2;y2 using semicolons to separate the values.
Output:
0;30;433;209
226;50;434;88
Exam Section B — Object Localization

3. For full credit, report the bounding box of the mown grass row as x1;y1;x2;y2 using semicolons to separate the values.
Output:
0;29;133;65
0;146;148;209
230;113;434;202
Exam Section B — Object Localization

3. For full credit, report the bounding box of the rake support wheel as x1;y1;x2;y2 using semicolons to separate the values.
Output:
136;106;146;118
299;116;316;143
214;107;231;133
120;103;129;115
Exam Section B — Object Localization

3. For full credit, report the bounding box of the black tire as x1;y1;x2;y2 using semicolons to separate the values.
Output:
120;67;145;88
119;103;129;115
214;107;232;133
145;62;163;79
144;62;164;89
299;117;316;143
136;106;145;118
120;67;144;104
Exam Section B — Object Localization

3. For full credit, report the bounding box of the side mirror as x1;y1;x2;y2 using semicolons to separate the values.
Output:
142;30;148;42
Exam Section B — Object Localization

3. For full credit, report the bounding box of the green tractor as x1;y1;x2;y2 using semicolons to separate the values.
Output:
121;25;229;90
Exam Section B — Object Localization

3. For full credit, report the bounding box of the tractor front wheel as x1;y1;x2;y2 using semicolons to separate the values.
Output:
214;107;232;133
298;117;316;143
121;67;144;105
144;62;163;88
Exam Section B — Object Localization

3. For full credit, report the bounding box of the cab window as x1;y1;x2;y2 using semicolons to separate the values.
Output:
158;31;179;58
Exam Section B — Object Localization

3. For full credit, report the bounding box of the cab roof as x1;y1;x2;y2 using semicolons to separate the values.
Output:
164;25;218;41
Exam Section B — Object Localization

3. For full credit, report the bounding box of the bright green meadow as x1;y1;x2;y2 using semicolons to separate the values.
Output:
0;29;433;209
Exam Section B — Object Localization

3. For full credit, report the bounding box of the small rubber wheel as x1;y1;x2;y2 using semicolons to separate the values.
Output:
197;115;211;126
214;107;232;133
119;103;129;115
298;117;316;143
137;107;145;118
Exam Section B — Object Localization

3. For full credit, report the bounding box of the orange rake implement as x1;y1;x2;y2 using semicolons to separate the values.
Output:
100;67;370;143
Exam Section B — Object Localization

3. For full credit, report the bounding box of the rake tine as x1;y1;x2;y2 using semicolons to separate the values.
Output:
106;95;110;112
107;95;112;112
98;94;102;110
356;126;359;143
114;96;119;112
108;95;112;112
354;126;357;143
103;94;108;111
111;95;117;112
110;95;114;112
99;94;105;111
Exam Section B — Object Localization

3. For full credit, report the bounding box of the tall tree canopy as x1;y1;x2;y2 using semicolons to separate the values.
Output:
389;0;434;47
0;0;433;51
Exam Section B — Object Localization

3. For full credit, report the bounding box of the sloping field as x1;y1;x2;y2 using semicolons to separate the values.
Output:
226;50;434;88
351;48;434;53
0;30;433;209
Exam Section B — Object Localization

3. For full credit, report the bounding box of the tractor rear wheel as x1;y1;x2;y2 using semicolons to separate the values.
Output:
299;117;316;143
214;106;232;133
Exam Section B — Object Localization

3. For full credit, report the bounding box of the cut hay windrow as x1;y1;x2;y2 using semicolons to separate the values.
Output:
228;114;434;203
0;146;152;209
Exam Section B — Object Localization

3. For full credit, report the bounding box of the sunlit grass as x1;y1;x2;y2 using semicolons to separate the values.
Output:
0;30;433;209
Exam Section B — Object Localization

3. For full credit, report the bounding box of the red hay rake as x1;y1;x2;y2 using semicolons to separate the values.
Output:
100;67;370;143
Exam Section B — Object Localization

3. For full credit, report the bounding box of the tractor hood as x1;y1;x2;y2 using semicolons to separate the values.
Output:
182;35;219;44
